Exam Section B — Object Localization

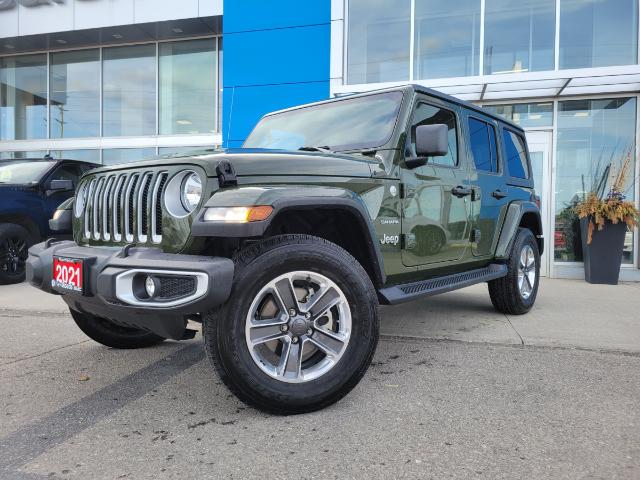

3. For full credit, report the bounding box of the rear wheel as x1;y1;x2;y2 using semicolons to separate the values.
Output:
70;309;165;349
204;234;379;415
0;223;33;285
488;228;540;315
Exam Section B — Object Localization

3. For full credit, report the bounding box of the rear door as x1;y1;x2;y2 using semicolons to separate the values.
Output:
465;114;509;257
400;98;471;267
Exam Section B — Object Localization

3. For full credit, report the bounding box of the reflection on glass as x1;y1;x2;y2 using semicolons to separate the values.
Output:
0;54;47;140
102;148;156;165
50;50;100;138
484;0;555;74
0;151;46;160
555;98;636;263
103;45;156;136
158;146;217;156
414;0;480;79
160;39;216;135
49;149;100;163
347;0;410;84
560;0;638;69
483;102;553;128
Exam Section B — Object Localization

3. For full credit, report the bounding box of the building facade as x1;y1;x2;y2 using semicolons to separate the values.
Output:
1;0;640;280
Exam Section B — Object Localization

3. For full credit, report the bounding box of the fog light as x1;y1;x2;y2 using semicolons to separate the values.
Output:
145;275;159;298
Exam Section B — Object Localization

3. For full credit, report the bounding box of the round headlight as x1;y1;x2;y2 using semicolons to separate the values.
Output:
180;172;202;212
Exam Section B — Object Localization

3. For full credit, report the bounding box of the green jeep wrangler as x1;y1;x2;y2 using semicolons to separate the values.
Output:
27;85;542;414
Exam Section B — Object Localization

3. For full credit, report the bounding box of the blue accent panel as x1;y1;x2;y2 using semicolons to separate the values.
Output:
224;81;330;142
223;24;330;87
222;0;331;147
224;0;330;33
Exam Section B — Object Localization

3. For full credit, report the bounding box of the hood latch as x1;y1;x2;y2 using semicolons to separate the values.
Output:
216;160;237;188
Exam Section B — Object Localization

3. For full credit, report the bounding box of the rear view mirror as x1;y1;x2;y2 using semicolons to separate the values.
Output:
48;179;74;192
415;124;448;157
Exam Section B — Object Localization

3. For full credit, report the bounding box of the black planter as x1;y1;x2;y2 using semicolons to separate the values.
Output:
580;217;627;285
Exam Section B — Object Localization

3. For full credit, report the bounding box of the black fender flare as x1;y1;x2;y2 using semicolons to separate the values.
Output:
495;201;544;259
191;185;386;286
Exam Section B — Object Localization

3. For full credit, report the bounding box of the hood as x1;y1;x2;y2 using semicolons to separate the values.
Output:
90;148;376;179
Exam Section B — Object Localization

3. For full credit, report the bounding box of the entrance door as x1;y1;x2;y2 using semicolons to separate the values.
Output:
524;130;552;276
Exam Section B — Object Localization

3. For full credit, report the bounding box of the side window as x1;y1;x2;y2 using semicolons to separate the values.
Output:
503;129;529;179
467;117;498;173
409;102;458;167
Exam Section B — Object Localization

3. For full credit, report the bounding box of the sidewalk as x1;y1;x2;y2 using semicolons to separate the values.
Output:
2;278;639;354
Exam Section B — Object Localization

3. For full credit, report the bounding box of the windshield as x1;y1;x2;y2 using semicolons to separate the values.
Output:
0;161;55;184
243;91;404;151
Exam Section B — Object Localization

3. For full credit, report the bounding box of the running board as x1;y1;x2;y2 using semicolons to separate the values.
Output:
378;264;507;305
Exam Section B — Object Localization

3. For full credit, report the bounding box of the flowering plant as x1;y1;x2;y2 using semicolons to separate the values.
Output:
574;153;639;244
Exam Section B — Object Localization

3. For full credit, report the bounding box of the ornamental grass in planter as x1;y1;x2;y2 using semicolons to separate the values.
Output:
574;155;639;285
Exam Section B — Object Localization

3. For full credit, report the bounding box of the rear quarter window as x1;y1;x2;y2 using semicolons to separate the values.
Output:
503;129;529;179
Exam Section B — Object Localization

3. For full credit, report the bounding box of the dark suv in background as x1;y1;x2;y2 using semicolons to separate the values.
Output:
0;157;96;284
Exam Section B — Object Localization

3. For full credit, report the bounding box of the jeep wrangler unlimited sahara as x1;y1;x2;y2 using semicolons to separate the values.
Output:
27;85;542;414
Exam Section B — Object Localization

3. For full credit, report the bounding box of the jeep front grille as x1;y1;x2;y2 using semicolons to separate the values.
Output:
79;171;169;244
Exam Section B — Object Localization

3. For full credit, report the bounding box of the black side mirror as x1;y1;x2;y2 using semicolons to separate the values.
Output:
48;179;74;192
416;124;448;157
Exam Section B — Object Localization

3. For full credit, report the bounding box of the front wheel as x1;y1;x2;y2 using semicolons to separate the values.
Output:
0;223;33;285
70;309;165;349
488;228;540;315
204;235;379;415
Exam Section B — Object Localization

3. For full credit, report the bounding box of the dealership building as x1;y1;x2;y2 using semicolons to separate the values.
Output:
1;0;639;280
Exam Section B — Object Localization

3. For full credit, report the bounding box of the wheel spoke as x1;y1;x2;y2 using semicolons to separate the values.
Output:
277;338;303;379
308;328;346;357
249;318;287;346
526;271;536;290
520;249;527;269
273;277;300;312
306;286;341;320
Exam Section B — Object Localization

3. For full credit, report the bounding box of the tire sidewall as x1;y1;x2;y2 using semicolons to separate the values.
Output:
510;229;540;310
211;238;379;408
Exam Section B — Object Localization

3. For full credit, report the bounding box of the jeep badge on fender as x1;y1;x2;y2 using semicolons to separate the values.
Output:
27;85;542;414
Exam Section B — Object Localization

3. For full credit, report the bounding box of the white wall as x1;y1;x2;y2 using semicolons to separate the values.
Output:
0;0;223;38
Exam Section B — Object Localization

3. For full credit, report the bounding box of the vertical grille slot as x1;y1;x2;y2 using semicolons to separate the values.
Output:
124;174;139;243
137;172;153;242
92;177;105;240
83;178;97;239
112;174;127;242
151;172;168;243
101;176;115;240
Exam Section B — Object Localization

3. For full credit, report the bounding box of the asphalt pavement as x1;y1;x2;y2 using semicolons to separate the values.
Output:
1;279;639;479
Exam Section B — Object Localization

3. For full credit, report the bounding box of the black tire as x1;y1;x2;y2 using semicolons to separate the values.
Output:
0;223;34;285
488;228;540;315
203;234;379;415
70;309;165;349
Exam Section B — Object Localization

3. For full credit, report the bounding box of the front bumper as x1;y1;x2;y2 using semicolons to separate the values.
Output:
26;241;234;340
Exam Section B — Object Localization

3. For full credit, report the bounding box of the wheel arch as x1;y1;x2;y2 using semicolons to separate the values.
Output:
191;185;386;288
495;202;544;259
0;214;41;241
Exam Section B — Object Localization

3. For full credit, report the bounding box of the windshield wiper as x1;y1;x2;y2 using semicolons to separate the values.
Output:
298;146;333;153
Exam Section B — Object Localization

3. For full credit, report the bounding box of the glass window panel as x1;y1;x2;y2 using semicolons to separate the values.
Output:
414;0;480;79
560;0;638;69
103;45;156;136
0;151;47;160
555;97;636;263
50;49;100;139
48;149;100;163
483;102;553;128
408;102;458;166
468;118;498;172
503;129;529;179
102;148;156;166
159;39;217;135
347;0;410;84
484;0;555;75
0;54;47;140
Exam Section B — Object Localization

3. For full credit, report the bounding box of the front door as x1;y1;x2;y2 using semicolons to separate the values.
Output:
524;130;552;276
401;100;471;267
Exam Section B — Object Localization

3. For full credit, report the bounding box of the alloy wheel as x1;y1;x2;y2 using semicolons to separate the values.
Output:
0;236;28;275
517;245;536;299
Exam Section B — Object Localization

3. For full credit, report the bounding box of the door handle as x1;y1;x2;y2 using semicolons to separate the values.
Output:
491;189;508;199
451;186;472;198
